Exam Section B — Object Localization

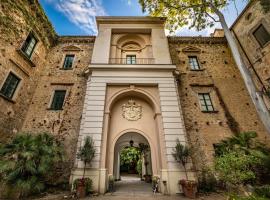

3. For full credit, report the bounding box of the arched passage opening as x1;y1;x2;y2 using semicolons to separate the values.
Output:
114;132;152;180
113;132;153;193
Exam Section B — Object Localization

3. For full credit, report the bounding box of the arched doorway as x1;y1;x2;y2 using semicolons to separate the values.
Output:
113;132;153;194
99;86;167;193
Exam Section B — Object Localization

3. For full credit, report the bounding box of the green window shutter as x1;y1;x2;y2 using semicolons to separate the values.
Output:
51;90;66;110
63;55;75;69
198;93;214;112
0;73;20;99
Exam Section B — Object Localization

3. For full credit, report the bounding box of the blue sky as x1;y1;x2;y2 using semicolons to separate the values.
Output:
39;0;248;36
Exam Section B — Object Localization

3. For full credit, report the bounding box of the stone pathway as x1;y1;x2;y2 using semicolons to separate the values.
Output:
111;174;153;196
33;174;226;200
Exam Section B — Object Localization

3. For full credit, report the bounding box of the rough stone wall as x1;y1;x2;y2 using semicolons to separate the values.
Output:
22;36;95;182
168;37;270;171
231;1;270;107
0;0;56;142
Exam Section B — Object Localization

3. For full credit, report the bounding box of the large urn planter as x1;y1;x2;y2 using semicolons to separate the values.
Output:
179;179;197;199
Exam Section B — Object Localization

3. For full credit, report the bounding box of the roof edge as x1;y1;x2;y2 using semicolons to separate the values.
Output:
230;0;255;29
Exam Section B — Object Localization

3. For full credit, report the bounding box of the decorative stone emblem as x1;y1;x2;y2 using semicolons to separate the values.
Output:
122;100;142;121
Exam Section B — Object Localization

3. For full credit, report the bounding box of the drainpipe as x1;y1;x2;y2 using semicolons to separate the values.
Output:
231;29;267;92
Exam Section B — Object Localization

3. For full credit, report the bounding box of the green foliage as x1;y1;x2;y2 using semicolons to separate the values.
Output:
77;136;95;179
214;149;261;186
73;178;93;195
139;0;230;32
138;0;269;33
120;147;140;166
260;0;270;13
228;194;269;200
0;133;64;197
254;185;270;198
172;139;190;167
214;132;258;156
198;168;217;193
136;159;142;176
214;132;270;184
172;139;190;180
77;136;96;165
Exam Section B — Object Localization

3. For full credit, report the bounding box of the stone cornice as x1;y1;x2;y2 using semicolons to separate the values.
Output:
168;36;227;44
96;16;166;26
57;36;96;44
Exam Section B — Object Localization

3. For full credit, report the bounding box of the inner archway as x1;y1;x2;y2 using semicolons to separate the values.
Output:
113;132;153;194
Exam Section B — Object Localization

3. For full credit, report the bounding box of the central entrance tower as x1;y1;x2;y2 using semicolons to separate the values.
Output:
71;17;194;194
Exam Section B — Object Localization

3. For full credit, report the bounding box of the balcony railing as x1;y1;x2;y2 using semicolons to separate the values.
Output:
109;58;155;64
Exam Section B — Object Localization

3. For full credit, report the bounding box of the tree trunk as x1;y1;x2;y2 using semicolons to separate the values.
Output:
83;161;86;179
210;4;270;134
183;163;189;180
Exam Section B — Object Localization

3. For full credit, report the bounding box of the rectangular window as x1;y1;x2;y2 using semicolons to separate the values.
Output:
126;55;136;64
63;55;75;69
21;33;37;58
50;90;66;110
198;93;214;112
0;72;20;99
188;56;200;70
253;24;270;47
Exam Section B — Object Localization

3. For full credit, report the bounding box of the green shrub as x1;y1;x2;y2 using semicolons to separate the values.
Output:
214;150;260;186
136;159;142;176
73;178;93;195
198;168;217;193
254;185;270;198
214;132;270;187
0;133;64;197
228;194;268;200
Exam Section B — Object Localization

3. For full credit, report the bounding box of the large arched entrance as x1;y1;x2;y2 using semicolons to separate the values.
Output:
99;85;167;193
113;132;153;194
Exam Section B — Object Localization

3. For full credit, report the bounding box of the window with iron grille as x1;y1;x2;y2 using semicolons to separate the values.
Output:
126;55;136;64
198;93;214;112
0;72;20;99
63;55;75;69
21;33;37;58
50;90;66;110
188;56;200;70
253;24;270;47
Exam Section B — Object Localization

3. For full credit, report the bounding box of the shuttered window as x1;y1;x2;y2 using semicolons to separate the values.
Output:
198;93;214;112
253;24;270;47
50;90;66;110
188;56;200;70
21;33;37;58
0;72;20;99
126;55;136;64
63;55;75;69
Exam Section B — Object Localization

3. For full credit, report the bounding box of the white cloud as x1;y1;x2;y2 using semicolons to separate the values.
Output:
44;0;106;34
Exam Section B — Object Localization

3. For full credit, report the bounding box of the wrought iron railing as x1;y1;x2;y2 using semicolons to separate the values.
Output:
109;58;155;64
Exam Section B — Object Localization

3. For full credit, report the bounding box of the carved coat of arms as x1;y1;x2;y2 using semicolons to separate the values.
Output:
122;100;142;121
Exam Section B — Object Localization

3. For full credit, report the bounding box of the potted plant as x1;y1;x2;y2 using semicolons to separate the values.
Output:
139;143;151;183
108;175;115;193
76;136;96;198
172;139;197;198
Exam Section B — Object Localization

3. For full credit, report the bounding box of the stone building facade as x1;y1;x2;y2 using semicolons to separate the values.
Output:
0;0;269;195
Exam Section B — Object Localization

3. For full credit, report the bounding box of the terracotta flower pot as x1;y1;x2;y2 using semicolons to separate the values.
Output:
179;180;197;199
76;180;86;198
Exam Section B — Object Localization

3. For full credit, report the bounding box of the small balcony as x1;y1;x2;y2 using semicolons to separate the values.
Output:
109;58;155;65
